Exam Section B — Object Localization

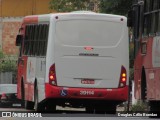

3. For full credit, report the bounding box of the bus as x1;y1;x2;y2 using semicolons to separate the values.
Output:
128;0;160;114
16;11;129;113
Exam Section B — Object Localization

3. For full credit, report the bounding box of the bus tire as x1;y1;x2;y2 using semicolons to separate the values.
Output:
99;104;116;114
34;85;45;112
25;100;34;110
45;100;56;113
149;101;160;118
86;106;95;113
141;68;147;102
95;106;105;114
21;79;25;107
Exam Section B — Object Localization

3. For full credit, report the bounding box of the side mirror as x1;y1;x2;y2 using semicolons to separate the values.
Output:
16;35;23;46
127;10;134;27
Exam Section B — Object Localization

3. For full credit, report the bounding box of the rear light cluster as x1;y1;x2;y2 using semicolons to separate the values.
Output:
49;64;57;85
1;93;7;100
119;66;127;88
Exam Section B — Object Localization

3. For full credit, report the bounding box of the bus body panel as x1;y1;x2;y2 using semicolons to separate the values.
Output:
45;83;128;101
17;15;50;102
134;37;160;100
26;57;46;102
54;14;129;88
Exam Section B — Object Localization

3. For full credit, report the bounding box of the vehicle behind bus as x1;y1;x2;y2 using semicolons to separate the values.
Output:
128;0;160;116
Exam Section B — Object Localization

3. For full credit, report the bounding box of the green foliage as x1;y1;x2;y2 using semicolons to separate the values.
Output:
49;0;132;15
99;0;132;15
0;51;17;72
49;0;89;12
0;60;17;72
130;101;148;113
0;50;4;59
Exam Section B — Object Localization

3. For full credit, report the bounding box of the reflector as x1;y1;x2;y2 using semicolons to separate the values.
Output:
122;78;126;82
84;46;93;51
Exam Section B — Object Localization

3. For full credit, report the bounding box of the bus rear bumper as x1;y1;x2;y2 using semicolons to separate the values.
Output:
45;83;128;101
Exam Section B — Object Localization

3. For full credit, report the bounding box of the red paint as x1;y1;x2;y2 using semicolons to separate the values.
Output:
134;37;160;100
49;64;57;85
45;84;128;101
84;46;94;51
17;56;28;99
17;16;38;100
118;66;127;88
23;16;38;24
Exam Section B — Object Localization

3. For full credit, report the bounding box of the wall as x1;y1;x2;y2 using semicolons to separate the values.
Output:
0;0;52;17
1;18;22;55
0;0;53;55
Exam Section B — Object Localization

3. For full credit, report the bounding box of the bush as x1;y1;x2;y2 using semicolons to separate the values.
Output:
0;60;17;72
0;51;17;72
0;51;4;59
130;101;148;113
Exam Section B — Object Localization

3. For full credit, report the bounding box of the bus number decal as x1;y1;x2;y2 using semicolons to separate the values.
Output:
80;91;94;95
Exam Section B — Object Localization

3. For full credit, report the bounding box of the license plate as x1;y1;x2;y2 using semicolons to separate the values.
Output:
81;79;95;84
12;103;21;107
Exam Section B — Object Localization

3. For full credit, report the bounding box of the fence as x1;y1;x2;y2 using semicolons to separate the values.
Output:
0;72;16;84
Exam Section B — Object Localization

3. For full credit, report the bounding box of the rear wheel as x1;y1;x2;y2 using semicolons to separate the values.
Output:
25;101;34;110
21;80;25;107
149;101;160;118
86;106;95;113
34;85;45;112
141;68;147;102
86;102;116;114
45;100;56;113
95;104;116;114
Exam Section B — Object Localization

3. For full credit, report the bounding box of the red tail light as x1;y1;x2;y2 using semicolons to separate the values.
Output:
119;66;127;88
49;64;57;85
84;46;93;51
1;93;7;100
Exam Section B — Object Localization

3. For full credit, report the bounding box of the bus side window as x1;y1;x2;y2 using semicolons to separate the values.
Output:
158;12;160;34
23;24;49;57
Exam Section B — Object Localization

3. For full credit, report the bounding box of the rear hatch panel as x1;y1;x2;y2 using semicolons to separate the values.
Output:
54;14;126;88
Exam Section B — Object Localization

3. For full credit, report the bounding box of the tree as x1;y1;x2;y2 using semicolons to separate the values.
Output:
49;0;132;15
49;0;89;12
100;0;132;15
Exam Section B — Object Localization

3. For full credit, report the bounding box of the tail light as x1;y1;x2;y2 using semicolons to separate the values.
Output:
49;64;57;85
119;66;127;88
1;93;7;100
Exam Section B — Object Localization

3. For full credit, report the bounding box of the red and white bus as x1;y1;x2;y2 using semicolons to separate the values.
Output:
16;11;129;113
128;0;160;113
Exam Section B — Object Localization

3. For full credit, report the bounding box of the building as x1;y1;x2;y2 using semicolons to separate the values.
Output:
0;0;52;17
0;0;52;55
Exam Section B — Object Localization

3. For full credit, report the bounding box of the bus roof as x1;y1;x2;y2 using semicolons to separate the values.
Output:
23;12;127;24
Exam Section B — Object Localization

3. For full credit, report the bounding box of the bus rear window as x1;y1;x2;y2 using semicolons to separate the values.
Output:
55;20;123;46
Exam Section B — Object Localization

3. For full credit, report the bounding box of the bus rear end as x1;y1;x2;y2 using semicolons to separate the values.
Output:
46;13;129;113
